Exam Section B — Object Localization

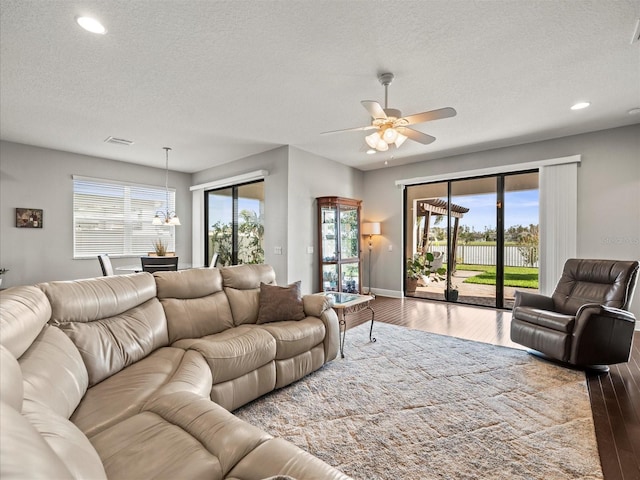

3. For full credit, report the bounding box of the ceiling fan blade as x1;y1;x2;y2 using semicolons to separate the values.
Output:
402;107;457;125
361;100;387;120
398;127;436;145
321;125;377;135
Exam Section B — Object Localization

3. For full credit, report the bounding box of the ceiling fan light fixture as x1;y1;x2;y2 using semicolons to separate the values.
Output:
365;132;381;149
382;127;398;144
376;138;389;151
366;148;376;155
394;132;408;147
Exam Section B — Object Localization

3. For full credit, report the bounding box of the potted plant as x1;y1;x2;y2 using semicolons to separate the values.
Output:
444;279;459;302
0;268;8;288
150;239;175;257
406;253;445;293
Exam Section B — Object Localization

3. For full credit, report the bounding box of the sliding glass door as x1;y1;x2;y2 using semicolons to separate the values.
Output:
404;171;538;309
205;180;264;267
450;177;498;307
503;172;539;308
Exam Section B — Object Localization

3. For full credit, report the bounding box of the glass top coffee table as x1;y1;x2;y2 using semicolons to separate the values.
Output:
319;292;375;358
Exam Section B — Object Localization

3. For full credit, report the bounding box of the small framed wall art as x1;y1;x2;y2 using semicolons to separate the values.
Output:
16;208;43;228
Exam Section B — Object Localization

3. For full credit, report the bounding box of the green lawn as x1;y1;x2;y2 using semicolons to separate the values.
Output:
457;264;539;288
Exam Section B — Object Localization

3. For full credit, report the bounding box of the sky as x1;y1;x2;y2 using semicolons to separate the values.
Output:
450;189;539;232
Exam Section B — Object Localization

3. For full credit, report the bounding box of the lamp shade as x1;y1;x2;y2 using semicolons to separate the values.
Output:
362;222;381;236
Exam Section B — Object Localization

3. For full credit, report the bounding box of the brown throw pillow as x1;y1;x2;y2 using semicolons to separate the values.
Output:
257;281;306;324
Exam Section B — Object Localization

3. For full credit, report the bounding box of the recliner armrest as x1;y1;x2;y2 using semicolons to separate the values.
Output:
513;291;554;310
570;305;636;365
599;305;636;322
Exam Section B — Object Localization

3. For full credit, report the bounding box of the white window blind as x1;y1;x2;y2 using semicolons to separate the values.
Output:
73;176;176;258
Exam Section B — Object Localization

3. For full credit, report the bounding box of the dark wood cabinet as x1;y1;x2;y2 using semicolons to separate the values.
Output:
316;196;362;293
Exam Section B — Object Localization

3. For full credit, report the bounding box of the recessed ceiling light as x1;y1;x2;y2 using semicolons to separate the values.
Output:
76;16;107;35
627;107;640;115
570;102;591;111
366;149;376;155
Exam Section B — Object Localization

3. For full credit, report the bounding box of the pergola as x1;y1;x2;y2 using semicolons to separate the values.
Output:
416;198;469;272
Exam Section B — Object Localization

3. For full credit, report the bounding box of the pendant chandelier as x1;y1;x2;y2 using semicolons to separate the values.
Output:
152;147;181;226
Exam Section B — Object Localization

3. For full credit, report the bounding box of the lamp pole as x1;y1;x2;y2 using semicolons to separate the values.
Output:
361;222;380;296
367;235;373;295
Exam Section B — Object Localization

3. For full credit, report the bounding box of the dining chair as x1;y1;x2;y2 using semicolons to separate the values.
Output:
97;254;114;276
140;256;179;273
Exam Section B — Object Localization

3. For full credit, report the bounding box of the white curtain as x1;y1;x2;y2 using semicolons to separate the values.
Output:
539;162;578;295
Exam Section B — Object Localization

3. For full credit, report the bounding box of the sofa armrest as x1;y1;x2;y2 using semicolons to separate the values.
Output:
318;308;340;363
513;290;554;310
302;294;339;363
302;295;334;317
570;305;636;366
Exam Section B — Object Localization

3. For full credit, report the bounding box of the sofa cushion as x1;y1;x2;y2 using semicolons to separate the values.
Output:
40;273;169;386
225;287;261;325
513;306;575;333
55;298;169;386
0;286;51;358
255;318;326;360
212;363;276;412
155;268;235;343
173;326;276;384
21;399;107;480
40;273;157;322
273;346;325;389
0;345;23;411
90;411;221;480
19;325;88;419
227;437;351;480
0;401;76;480
257;281;305;324
222;264;276;326
71;347;211;438
221;264;277;290
90;392;272;480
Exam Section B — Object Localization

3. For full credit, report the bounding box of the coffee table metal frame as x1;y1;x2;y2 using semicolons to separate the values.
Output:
319;292;375;358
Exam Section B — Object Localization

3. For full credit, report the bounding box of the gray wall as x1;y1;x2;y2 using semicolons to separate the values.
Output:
362;124;640;318
288;146;364;293
0;141;192;286
2;124;638;319
192;146;290;284
193;146;364;294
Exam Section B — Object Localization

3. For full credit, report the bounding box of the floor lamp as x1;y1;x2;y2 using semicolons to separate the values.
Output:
362;222;381;295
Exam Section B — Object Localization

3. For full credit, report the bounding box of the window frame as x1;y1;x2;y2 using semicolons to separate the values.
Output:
72;175;177;259
204;179;265;267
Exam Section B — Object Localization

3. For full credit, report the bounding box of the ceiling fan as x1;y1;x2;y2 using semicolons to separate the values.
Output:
322;72;457;152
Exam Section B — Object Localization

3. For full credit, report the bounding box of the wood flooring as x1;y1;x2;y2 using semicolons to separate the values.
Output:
344;295;640;480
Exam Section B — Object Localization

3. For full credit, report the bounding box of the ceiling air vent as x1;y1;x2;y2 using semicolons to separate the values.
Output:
104;136;134;146
631;18;640;44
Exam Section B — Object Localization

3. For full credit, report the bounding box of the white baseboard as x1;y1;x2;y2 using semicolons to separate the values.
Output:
369;288;402;298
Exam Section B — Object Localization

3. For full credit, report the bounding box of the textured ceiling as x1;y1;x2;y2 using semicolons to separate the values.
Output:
1;0;639;173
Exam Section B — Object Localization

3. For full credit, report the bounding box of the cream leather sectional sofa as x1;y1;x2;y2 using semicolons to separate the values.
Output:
0;264;351;479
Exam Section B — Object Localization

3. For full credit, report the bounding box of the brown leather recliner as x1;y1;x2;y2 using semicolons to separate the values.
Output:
511;258;638;371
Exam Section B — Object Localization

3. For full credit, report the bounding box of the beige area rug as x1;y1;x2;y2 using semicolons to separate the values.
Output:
234;322;603;480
